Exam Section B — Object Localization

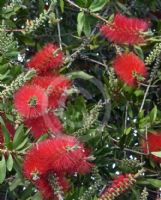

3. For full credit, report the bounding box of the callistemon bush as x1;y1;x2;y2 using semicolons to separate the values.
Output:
1;1;161;200
100;13;149;44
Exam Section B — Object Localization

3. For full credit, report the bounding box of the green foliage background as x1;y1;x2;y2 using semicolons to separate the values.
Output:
0;0;161;199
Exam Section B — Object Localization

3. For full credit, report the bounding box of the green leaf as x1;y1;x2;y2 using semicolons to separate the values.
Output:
38;0;45;13
77;11;85;36
29;192;42;200
0;116;11;145
9;176;23;191
134;89;144;97
7;154;13;172
0;155;6;183
16;137;29;150
60;0;64;12
89;0;109;12
124;127;132;135
150;105;157;123
151;151;161;158
147;178;161;188
134;46;144;60
0;0;5;7
13;125;25;149
67;71;93;80
83;15;91;36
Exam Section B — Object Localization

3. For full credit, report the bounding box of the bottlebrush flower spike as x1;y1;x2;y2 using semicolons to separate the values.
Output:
48;137;93;174
100;13;149;44
141;132;161;162
14;85;48;119
113;52;147;86
34;174;69;200
26;43;63;74
32;75;71;108
24;112;63;139
99;174;136;200
34;176;55;200
23;136;93;180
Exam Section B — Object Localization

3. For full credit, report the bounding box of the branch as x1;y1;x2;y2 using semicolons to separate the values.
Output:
65;0;109;23
0;148;24;156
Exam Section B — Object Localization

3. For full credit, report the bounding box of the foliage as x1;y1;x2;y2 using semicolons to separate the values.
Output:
0;0;161;200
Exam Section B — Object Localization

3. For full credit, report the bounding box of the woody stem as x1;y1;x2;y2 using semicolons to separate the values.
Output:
65;0;109;24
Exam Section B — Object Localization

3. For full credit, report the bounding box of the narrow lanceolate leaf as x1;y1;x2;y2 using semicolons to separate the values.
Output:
147;179;161;188
0;116;10;145
151;151;161;158
89;0;109;12
60;0;64;12
7;154;14;172
67;71;93;80
83;15;91;36
0;155;6;183
13;125;25;149
77;11;85;36
149;105;157;123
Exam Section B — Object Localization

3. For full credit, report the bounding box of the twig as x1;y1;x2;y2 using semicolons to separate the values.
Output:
140;56;160;112
145;126;150;154
0;28;24;32
124;102;129;129
80;54;108;67
134;168;145;178
0;148;24;156
65;0;109;24
56;8;63;50
124;148;148;156
139;79;152;112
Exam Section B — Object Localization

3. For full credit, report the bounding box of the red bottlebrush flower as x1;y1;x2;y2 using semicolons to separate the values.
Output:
23;136;92;179
24;112;63;139
99;174;135;200
75;149;94;174
113;52;147;86
32;75;71;108
141;132;161;162
48;137;92;174
100;13;149;44
14;85;48;119
26;43;63;74
23;145;50;180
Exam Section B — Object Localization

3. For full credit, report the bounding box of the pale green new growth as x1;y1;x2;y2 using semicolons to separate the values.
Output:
79;167;103;200
25;10;49;33
75;101;103;135
0;69;36;101
0;31;16;56
145;43;161;65
139;187;148;200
